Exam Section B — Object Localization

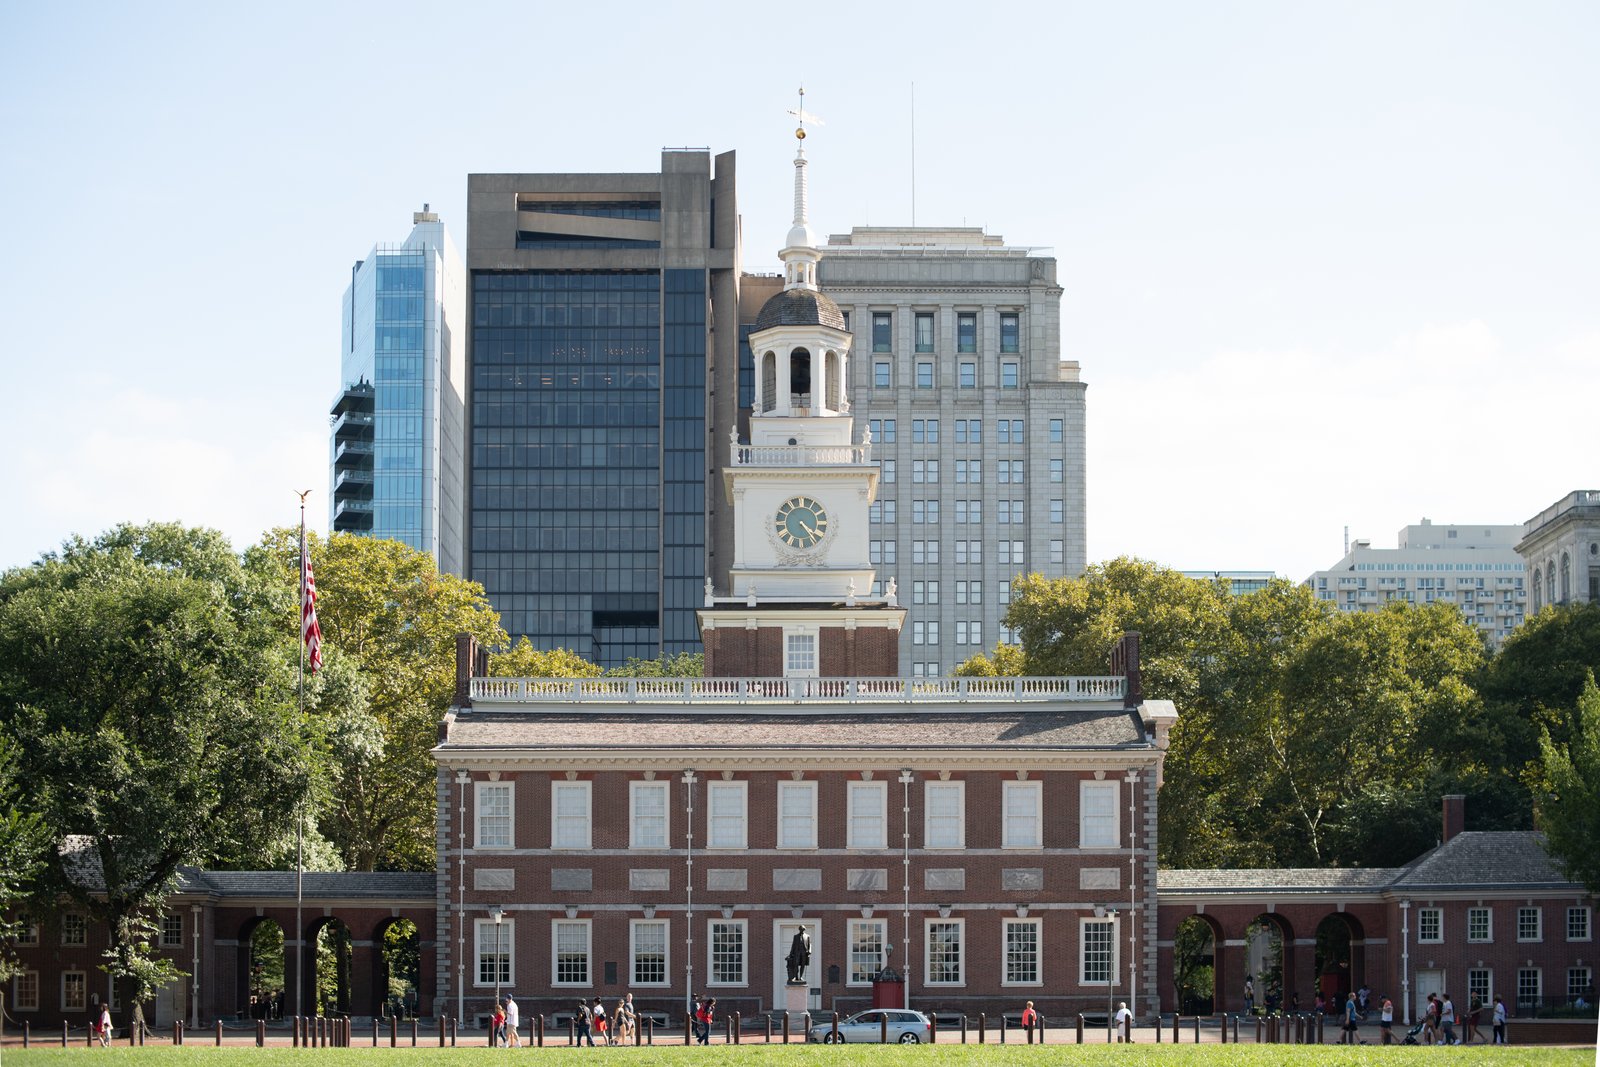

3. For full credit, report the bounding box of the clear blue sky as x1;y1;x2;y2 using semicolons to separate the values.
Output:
3;1;1596;580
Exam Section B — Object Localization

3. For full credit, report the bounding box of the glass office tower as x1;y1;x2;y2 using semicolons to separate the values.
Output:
331;209;466;575
466;152;737;666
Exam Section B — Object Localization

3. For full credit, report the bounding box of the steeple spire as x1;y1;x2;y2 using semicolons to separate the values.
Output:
782;87;824;291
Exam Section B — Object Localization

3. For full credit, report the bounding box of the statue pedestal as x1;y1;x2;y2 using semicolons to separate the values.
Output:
783;982;809;1022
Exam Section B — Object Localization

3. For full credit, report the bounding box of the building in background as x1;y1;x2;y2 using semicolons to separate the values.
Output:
331;207;466;575
744;226;1085;677
1181;570;1277;595
1517;490;1600;612
464;152;738;666
1304;519;1527;643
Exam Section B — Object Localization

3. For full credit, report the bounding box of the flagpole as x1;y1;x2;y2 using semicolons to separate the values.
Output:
295;490;311;1021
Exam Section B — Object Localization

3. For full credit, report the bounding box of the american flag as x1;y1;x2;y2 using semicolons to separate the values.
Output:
300;528;322;674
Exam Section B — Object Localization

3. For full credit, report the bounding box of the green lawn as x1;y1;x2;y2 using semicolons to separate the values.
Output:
2;1047;1592;1067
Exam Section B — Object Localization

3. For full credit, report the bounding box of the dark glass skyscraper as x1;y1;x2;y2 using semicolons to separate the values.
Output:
466;152;737;666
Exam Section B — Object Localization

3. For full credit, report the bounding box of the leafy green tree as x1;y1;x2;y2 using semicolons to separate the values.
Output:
251;531;505;871
0;523;310;1013
608;652;704;677
488;639;602;678
1538;672;1600;895
953;644;1027;677
0;733;48;982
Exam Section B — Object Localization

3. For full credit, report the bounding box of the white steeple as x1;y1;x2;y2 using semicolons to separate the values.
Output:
782;88;823;291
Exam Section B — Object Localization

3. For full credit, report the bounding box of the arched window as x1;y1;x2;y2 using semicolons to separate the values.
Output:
1560;553;1571;602
1547;562;1556;605
790;348;812;410
1532;575;1542;613
760;352;777;414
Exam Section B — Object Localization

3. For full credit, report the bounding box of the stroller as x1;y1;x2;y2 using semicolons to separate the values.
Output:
1402;1020;1428;1045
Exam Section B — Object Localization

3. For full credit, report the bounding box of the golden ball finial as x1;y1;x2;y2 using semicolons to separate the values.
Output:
796;128;806;140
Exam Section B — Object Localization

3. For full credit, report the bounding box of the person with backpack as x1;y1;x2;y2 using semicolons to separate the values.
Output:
575;999;594;1047
490;1001;505;1047
695;997;715;1044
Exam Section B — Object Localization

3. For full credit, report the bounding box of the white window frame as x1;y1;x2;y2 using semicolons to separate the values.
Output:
551;919;591;987
925;919;965;986
474;918;515;988
924;780;966;850
16;919;38;946
706;781;748;850
629;780;670;850
12;970;38;1011
848;919;888;986
847;781;888;849
630;919;670;987
1516;967;1541;1006
1418;907;1443;944
63;970;87;1012
1079;917;1119;986
1467;906;1492;943
1079;780;1119;849
474;781;514;850
1002;781;1043;849
1567;906;1591;942
777;781;818;850
707;919;748;986
1517;906;1542;943
784;626;819;678
1468;968;1492;1007
161;913;183;947
61;913;86;946
1567;966;1591;1002
1002;918;1043;987
551;780;592;850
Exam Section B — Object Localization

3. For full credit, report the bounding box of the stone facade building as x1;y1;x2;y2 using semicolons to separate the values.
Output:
1518;490;1600;612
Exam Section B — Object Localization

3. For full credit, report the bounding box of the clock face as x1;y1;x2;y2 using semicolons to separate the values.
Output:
775;496;829;549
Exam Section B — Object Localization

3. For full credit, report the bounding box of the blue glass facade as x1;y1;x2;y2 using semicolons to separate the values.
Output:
471;270;705;664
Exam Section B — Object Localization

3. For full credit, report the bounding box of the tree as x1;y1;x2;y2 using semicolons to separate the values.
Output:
0;522;311;1014
953;644;1027;677
1538;672;1600;895
488;639;602;678
608;652;704;677
0;733;47;982
251;531;505;871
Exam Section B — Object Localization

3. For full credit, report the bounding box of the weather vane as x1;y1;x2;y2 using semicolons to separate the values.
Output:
787;86;824;142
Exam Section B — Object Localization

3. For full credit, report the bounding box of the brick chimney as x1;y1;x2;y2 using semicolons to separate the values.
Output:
1442;794;1466;844
454;633;487;707
1110;631;1143;709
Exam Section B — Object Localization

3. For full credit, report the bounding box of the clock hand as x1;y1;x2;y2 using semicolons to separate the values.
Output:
799;520;816;537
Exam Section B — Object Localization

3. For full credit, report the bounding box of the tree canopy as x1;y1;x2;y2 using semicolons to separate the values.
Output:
1537;672;1600;895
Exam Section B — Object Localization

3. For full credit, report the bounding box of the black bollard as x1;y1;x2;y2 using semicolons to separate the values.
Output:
881;1013;888;1044
1194;1015;1201;1043
391;1013;399;1047
62;1022;68;1048
960;1014;968;1043
449;1016;457;1047
978;1012;987;1044
731;1012;738;1045
1076;1013;1084;1044
684;1013;691;1046
257;1019;266;1047
930;1012;938;1043
782;1013;790;1043
216;1020;223;1046
412;1018;418;1046
535;1014;543;1047
439;1016;447;1047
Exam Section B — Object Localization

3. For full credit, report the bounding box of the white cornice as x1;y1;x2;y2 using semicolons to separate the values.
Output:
699;607;903;629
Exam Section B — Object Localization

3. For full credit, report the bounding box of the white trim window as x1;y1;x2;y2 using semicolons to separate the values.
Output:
1468;968;1491;1007
1080;917;1117;985
1516;968;1541;1007
707;781;748;850
1418;907;1443;944
161;913;183;946
630;919;669;986
1079;780;1119;848
61;913;86;946
847;781;888;849
925;920;964;985
784;629;819;677
1003;918;1042;986
552;919;591;986
1517;906;1542;943
12;971;38;1011
848;920;888;986
777;781;817;850
1467;907;1492;943
475;919;514;987
1567;966;1591;1003
475;781;514;850
1002;781;1042;849
551;781;592;850
630;781;670;850
708;920;747;986
16;918;38;946
924;781;965;849
63;971;87;1012
1567;906;1592;942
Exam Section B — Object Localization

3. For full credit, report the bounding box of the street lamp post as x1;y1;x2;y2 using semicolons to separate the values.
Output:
491;906;504;1030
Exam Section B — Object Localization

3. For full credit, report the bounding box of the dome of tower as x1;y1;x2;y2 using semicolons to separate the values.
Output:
753;287;846;332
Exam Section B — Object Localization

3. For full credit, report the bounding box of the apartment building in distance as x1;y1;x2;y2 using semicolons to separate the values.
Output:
1181;570;1277;596
1517;490;1600;612
1304;519;1527;643
331;208;466;574
464;152;739;666
743;226;1086;677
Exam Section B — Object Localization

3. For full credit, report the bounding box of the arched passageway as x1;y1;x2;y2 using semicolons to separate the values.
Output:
1314;912;1367;1007
1245;914;1295;1011
375;917;421;1018
238;918;286;1021
307;917;353;1017
1173;915;1221;1015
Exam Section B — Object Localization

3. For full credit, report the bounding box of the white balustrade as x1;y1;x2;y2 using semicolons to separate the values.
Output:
466;675;1126;706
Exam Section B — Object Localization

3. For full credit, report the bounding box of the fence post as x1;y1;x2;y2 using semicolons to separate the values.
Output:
215;1020;223;1046
1194;1015;1201;1043
978;1012;986;1043
881;1013;888;1044
1233;1015;1240;1044
175;1021;182;1045
391;1013;399;1047
1317;1014;1325;1044
1038;1014;1045;1044
62;1021;68;1048
1124;1015;1132;1043
765;1013;772;1043
412;1018;418;1046
646;1016;653;1045
930;1012;939;1043
1219;1014;1226;1044
23;1020;30;1048
449;1016;457;1047
256;1019;265;1047
782;1012;789;1043
438;1016;447;1047
1172;1013;1179;1043
1000;1013;1007;1044
534;1014;543;1047
1075;1014;1084;1044
959;1014;968;1043
731;1012;739;1044
831;1011;840;1044
684;1013;691;1046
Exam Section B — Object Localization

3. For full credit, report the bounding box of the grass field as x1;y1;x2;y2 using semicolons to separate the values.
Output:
1;1047;1592;1067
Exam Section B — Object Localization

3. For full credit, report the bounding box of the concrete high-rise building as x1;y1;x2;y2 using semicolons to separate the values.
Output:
1181;570;1278;595
761;227;1085;676
464;152;739;666
1304;519;1528;643
1517;490;1600;612
331;208;466;574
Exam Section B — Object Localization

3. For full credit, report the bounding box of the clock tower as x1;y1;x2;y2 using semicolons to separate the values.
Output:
699;107;904;677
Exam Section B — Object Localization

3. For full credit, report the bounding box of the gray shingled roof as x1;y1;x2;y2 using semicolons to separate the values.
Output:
1160;868;1400;893
195;872;435;899
1391;831;1578;889
442;709;1145;752
753;288;847;331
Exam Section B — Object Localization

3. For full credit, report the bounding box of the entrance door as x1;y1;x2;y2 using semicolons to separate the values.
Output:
772;919;822;1013
1415;969;1444;1023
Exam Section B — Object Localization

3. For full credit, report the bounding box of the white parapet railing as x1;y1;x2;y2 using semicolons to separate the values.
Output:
731;443;873;467
468;675;1126;706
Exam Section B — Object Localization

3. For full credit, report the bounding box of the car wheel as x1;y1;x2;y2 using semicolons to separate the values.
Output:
898;1032;921;1043
823;1032;839;1044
